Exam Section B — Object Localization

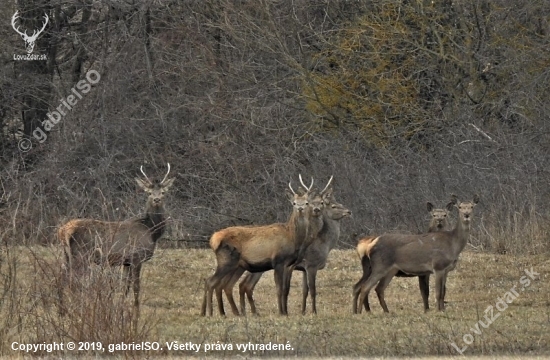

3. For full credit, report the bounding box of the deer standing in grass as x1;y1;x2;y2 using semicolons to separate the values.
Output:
58;164;174;314
354;195;478;313
353;200;455;313
238;176;352;315
201;177;324;316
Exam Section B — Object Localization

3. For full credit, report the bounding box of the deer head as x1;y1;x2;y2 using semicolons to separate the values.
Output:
286;179;310;215
12;11;49;54
426;201;454;231
135;163;174;211
299;174;324;217
453;194;479;224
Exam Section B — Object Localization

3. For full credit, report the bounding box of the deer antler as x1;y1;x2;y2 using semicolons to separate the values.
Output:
288;181;297;195
140;165;152;184
11;11;48;40
11;11;27;38
29;13;49;41
320;175;334;194
12;11;49;54
298;174;314;191
161;163;171;184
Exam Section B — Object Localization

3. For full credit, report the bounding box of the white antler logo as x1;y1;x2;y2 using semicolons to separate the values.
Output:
11;11;49;54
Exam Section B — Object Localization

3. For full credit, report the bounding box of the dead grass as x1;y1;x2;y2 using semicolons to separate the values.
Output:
1;246;549;357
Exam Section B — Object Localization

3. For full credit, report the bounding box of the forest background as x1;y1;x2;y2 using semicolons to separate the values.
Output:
0;0;549;254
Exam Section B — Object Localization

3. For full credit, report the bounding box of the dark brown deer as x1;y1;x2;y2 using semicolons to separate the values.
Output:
200;177;323;316
354;195;478;313
58;164;174;313
238;176;352;315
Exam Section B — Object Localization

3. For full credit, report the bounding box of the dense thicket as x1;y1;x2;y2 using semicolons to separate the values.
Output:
1;0;549;254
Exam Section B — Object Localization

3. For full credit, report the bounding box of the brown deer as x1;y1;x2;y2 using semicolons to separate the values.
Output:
354;195;478;313
238;176;352;315
352;200;455;313
200;176;324;316
58;163;174;313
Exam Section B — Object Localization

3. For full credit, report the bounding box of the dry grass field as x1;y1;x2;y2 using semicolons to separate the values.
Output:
1;245;549;358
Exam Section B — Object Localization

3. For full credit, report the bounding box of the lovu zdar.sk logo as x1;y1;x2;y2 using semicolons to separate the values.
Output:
12;10;48;60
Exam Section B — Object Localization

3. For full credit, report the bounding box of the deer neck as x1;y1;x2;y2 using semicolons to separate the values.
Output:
450;217;471;257
319;217;341;249
142;202;166;242
287;210;310;259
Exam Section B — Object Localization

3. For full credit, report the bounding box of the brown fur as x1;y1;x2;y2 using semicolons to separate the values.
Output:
201;181;323;317
238;185;352;315
354;195;479;314
58;165;174;315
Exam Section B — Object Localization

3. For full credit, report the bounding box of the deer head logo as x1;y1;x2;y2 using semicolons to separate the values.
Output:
11;11;49;54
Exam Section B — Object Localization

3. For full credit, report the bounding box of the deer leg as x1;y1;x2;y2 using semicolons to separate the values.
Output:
201;277;212;316
307;267;319;315
353;258;372;314
442;270;449;305
374;270;397;313
358;270;388;315
442;266;453;301
202;270;230;317
132;264;142;318
434;270;447;311
239;272;262;315
418;275;430;312
58;262;69;316
123;265;132;296
215;286;225;316
202;274;220;317
352;277;368;314
281;265;294;315
273;264;285;315
215;271;238;316
301;269;308;315
201;243;240;317
64;246;73;290
58;246;76;315
223;268;245;316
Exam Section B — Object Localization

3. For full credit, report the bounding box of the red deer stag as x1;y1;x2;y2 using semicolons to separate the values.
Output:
238;176;352;315
354;195;478;313
58;164;174;313
353;200;455;313
200;176;323;316
212;175;327;316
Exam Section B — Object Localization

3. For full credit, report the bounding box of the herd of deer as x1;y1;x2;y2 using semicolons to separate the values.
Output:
57;163;479;317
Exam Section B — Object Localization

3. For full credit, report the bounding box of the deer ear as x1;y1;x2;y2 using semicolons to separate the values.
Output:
307;186;320;199
161;177;175;190
322;187;333;199
445;201;454;211
472;194;480;204
135;178;151;192
450;194;458;205
426;202;434;212
285;188;294;202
